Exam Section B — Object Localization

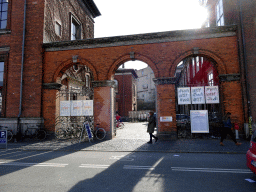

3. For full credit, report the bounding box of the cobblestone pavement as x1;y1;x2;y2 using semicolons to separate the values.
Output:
1;122;250;154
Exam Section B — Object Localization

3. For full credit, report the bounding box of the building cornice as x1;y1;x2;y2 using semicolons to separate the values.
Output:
43;25;237;52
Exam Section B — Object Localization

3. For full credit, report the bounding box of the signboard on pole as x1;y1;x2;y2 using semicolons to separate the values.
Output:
191;86;205;104
178;87;191;105
205;86;219;104
0;130;7;149
82;100;93;116
190;110;209;133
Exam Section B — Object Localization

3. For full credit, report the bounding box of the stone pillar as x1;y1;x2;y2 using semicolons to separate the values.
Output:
42;83;61;134
92;80;116;139
154;77;177;140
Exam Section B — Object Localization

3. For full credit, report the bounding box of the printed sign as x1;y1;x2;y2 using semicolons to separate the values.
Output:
82;100;93;116
190;110;209;133
60;101;71;116
160;116;173;122
178;87;191;105
84;122;93;139
205;86;219;104
60;100;94;116
0;130;7;143
191;86;205;104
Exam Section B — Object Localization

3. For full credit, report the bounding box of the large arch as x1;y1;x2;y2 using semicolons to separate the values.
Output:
107;53;159;80
169;48;227;77
52;57;98;83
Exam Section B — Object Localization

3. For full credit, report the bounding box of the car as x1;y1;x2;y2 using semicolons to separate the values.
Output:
246;130;256;174
176;114;190;124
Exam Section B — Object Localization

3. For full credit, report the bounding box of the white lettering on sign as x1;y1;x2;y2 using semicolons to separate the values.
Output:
1;131;5;138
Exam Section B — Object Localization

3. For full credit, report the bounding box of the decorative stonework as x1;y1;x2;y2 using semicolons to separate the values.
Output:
153;77;177;85
92;80;116;88
219;73;240;82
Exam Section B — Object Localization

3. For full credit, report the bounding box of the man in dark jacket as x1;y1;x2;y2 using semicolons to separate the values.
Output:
147;112;158;144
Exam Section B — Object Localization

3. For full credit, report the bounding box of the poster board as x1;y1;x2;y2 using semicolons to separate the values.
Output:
60;100;93;116
190;110;209;133
205;86;219;104
177;87;191;105
191;86;205;104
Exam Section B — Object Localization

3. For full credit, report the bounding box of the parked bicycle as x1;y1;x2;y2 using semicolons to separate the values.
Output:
56;123;81;139
0;125;13;142
79;122;106;142
22;124;47;140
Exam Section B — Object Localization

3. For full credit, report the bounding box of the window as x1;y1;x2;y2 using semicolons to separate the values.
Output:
216;0;224;26
0;0;8;29
71;16;81;40
192;58;195;77
196;56;200;73
55;21;61;36
208;72;214;86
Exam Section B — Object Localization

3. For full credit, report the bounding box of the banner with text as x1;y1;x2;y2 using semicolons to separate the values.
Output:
191;86;205;104
205;86;219;104
60;100;93;116
177;87;191;105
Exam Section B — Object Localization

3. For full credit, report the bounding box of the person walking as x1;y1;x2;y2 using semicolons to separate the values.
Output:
220;112;242;146
147;112;158;144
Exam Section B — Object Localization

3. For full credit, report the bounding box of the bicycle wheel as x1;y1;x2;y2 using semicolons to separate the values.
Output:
36;130;46;140
56;128;66;139
95;128;106;140
7;131;13;142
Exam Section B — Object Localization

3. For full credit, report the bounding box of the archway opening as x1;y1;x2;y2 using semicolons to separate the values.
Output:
55;64;94;137
113;60;157;140
175;55;222;139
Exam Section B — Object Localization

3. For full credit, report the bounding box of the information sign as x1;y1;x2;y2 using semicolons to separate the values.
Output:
190;110;209;133
160;116;173;122
60;100;94;116
191;87;205;104
0;130;7;149
178;87;191;105
84;122;93;140
205;86;219;104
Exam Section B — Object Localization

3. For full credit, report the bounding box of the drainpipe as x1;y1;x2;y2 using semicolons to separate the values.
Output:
239;1;250;118
17;0;27;137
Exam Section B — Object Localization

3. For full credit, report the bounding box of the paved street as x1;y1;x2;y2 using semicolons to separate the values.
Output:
0;150;255;192
0;122;254;191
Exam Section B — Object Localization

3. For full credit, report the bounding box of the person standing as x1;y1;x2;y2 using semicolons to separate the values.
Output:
220;112;242;146
147;112;158;144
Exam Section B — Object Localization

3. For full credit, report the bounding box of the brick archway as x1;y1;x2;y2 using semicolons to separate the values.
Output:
169;49;227;77
107;53;159;80
52;57;98;83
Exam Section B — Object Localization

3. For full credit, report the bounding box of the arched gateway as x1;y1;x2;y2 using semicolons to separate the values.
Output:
43;26;245;140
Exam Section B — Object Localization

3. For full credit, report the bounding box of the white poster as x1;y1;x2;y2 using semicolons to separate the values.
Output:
191;86;205;104
82;100;93;116
190;110;209;133
160;116;173;122
178;87;191;105
205;86;219;104
60;101;71;116
71;100;83;116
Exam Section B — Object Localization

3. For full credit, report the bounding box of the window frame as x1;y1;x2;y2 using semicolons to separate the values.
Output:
70;14;82;40
216;0;224;26
0;0;8;29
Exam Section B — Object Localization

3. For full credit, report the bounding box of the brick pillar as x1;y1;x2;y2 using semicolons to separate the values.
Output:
154;78;177;140
92;80;116;139
42;83;61;133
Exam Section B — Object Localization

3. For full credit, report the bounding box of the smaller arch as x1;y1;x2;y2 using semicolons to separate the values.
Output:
52;57;98;83
107;53;159;80
169;49;227;77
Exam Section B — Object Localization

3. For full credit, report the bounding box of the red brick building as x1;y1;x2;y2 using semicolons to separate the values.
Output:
0;0;249;140
201;0;256;135
114;69;137;119
0;0;100;134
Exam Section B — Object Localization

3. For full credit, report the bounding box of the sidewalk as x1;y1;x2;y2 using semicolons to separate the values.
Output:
1;122;250;154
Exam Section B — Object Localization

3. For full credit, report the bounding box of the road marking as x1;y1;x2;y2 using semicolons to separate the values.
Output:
171;167;252;174
124;165;155;170
0;161;68;167
110;155;135;161
245;179;255;183
79;164;110;169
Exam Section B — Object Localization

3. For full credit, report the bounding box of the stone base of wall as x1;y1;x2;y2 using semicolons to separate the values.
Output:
158;131;177;140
